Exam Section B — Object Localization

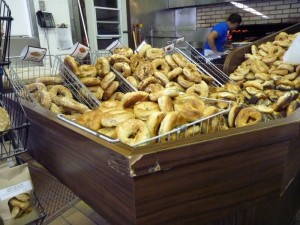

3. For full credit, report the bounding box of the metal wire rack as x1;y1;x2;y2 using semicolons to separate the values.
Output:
0;66;30;160
57;97;231;147
0;0;12;67
168;40;234;86
93;50;138;92
8;55;101;110
56;50;137;97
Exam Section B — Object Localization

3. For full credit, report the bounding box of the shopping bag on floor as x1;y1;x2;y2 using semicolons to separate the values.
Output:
0;163;33;221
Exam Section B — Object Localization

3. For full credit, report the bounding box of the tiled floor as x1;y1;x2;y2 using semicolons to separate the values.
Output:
47;200;110;225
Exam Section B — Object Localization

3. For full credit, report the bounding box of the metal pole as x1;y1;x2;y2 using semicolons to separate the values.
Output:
77;0;89;48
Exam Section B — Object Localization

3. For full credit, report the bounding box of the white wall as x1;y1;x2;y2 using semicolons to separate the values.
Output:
32;0;74;55
6;0;32;36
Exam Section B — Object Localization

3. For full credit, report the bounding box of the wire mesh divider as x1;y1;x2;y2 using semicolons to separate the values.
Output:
94;50;138;92
168;40;235;86
57;97;231;147
0;69;30;160
57;50;137;96
8;55;102;110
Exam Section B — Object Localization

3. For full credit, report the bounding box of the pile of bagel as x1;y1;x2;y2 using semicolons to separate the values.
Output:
64;55;122;101
75;91;226;146
21;31;300;146
222;31;300;128
24;76;90;119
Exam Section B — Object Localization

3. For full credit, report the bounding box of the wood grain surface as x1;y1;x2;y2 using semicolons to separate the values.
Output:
21;100;300;225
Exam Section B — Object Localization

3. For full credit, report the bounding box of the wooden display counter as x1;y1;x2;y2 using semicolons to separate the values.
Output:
22;102;300;225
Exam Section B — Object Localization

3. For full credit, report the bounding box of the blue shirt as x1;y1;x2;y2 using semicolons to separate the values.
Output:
204;21;229;52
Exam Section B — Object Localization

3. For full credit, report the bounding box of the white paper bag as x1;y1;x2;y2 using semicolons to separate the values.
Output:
283;34;300;64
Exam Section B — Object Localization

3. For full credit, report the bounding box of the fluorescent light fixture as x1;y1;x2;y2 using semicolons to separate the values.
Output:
230;1;269;19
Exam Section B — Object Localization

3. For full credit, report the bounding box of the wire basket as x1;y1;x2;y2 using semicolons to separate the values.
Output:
93;50;138;92
168;40;234;86
0;70;30;160
8;55;101;110
57;97;231;147
56;51;137;99
0;0;13;67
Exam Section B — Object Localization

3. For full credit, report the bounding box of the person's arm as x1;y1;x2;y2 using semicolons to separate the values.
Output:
206;30;219;53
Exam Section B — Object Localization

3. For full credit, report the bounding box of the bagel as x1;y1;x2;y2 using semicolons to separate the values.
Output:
130;53;144;72
133;101;160;121
95;57;110;77
34;90;52;109
102;81;119;101
172;53;188;68
277;64;294;73
64;55;80;76
165;81;185;92
158;95;174;112
113;62;132;77
80;77;101;87
251;45;258;55
101;72;116;90
98;127;117;139
116;119;151;146
229;73;245;82
228;105;242;128
174;93;205;122
25;82;47;93
51;97;89;113
144;83;164;93
165;54;178;69
201;106;220;134
149;86;180;102
126;76;139;89
262;54;277;64
146;111;167;137
76;109;103;131
110;54;130;65
121;91;149;108
146;48;164;60
137;44;152;57
153;72;170;86
138;77;161;91
78;65;97;78
158;111;186;136
49;85;73;99
113;47;133;58
235;107;262;127
182;63;202;83
166;67;183;80
186;81;209;98
108;92;124;101
272;91;295;111
87;86;104;100
134;61;154;80
35;76;63;85
98;100;123;113
151;58;170;74
177;75;195;89
101;109;135;127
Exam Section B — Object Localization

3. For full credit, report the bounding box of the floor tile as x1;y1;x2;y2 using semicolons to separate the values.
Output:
61;207;78;219
89;212;110;225
75;200;95;217
47;216;70;225
64;211;97;225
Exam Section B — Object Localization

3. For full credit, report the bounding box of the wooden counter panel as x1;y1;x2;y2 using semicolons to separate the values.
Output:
25;108;137;225
22;104;300;225
134;141;288;225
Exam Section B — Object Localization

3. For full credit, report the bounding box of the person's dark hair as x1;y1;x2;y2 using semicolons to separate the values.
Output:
227;13;242;24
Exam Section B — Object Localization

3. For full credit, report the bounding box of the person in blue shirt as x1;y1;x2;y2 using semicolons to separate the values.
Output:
203;13;242;56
